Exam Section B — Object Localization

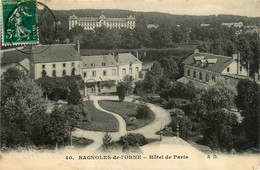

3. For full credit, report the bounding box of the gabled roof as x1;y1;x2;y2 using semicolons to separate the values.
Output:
1;48;30;65
69;15;78;20
116;53;142;65
1;44;81;65
81;55;118;69
18;58;30;71
31;44;81;63
183;52;234;73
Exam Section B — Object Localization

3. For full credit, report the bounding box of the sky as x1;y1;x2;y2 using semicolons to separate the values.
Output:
40;0;260;17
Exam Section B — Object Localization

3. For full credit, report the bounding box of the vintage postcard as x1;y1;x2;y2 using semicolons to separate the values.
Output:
0;0;259;169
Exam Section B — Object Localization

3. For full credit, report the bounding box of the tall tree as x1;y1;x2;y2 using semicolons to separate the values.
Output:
150;61;163;77
47;106;71;148
203;109;239;151
201;79;236;111
236;80;260;147
159;57;179;80
1;77;48;147
67;82;82;105
142;71;159;94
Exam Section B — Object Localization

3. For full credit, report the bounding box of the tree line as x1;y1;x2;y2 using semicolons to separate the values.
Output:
0;68;88;149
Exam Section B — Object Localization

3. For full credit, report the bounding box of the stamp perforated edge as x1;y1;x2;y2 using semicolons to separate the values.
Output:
1;0;39;47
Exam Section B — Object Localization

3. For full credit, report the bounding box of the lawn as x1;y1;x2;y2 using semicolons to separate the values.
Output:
77;101;119;132
98;100;155;131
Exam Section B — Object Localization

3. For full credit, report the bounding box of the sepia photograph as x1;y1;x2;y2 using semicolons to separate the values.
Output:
0;0;260;169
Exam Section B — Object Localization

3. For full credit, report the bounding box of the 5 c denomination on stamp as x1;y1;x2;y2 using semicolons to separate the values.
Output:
2;0;39;46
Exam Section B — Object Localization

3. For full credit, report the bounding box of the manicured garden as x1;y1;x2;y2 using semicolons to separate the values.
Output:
98;100;155;131
77;101;119;132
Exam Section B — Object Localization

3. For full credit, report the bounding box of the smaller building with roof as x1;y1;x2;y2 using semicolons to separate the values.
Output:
177;49;248;88
1;48;30;75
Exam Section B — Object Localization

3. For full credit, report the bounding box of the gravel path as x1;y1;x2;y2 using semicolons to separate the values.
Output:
72;95;185;153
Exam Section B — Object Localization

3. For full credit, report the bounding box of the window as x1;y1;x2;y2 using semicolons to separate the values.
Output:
63;63;66;68
52;70;56;77
52;64;56;69
41;70;47;77
212;76;216;82
103;70;107;76
91;63;95;67
193;71;196;78
83;72;87;78
129;68;132;74
71;63;75;67
187;69;190;77
227;67;230;72
62;69;66;76
71;68;76;76
92;71;96;77
199;72;202;81
112;69;116;75
102;62;106;66
122;68;126;75
206;74;209;82
240;66;242;72
135;67;139;72
42;65;45;69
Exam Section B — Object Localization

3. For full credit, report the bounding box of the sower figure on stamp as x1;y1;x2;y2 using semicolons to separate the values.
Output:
8;0;32;41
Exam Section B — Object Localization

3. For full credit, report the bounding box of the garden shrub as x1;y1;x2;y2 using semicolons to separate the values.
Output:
136;105;150;119
119;133;147;146
162;98;191;109
146;96;165;104
117;84;126;102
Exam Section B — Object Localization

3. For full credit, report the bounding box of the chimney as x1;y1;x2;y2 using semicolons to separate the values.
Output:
77;40;80;53
114;52;119;62
194;49;199;54
232;54;237;60
136;51;139;59
254;73;259;82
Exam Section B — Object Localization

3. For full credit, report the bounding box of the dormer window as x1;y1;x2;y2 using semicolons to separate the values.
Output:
194;56;204;64
102;62;106;66
91;63;95;67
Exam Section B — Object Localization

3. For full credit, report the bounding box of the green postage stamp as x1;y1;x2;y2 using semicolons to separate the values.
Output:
1;0;38;46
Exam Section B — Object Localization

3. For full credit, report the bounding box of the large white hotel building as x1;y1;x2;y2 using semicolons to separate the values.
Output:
69;14;136;30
